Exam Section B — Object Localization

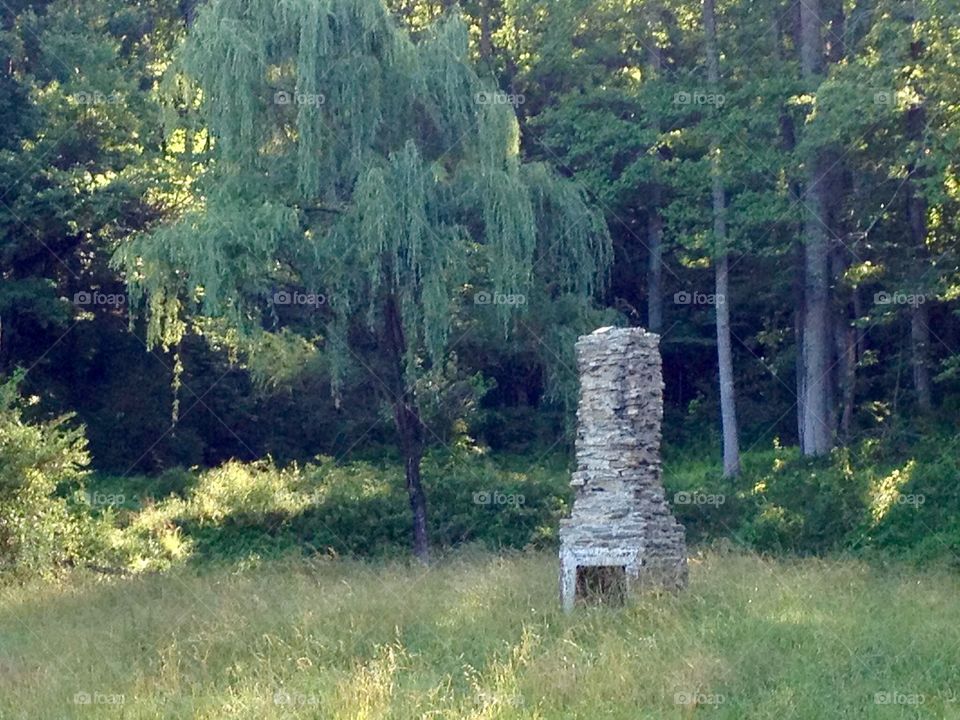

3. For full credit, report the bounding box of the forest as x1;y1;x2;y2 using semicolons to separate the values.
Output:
2;0;960;717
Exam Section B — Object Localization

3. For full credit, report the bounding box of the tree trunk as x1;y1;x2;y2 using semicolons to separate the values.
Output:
905;34;932;413
910;302;932;413
646;27;664;333
799;0;833;455
703;0;740;476
396;398;429;561
835;312;856;440
774;9;809;447
800;163;832;455
716;255;740;475
478;0;493;62
647;188;664;333
384;293;430;562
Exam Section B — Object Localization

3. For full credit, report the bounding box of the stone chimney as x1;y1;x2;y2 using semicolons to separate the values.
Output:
559;326;687;610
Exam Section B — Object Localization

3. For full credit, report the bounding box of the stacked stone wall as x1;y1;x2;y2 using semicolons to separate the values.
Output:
560;326;687;609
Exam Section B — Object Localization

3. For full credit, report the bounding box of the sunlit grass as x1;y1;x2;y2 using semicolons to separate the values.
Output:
1;550;959;718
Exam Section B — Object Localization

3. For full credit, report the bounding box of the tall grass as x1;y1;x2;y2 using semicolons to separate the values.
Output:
1;550;959;718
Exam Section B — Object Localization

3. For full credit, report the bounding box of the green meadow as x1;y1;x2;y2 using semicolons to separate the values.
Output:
2;551;959;719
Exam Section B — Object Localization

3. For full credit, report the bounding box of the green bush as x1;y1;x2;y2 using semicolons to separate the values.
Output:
664;443;874;554
0;374;93;576
862;444;960;565
423;451;570;550
147;458;404;560
664;434;960;561
0;374;192;579
71;430;960;568
738;447;869;553
128;451;571;564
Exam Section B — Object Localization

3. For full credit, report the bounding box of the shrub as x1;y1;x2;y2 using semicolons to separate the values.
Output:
863;444;960;565
126;451;571;564
738;446;871;553
663;434;960;561
0;373;92;576
69;430;960;567
423;450;570;550
0;374;190;579
664;443;873;554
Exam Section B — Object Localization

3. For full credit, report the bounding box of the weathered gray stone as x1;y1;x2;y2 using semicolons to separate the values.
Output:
559;326;687;610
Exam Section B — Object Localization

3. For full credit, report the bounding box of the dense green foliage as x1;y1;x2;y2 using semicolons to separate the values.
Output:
0;0;959;567
42;427;954;574
664;433;960;561
0;375;188;577
94;451;568;565
0;374;91;575
2;4;959;717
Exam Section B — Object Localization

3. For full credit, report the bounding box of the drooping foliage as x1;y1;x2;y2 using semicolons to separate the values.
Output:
117;0;611;400
4;0;960;568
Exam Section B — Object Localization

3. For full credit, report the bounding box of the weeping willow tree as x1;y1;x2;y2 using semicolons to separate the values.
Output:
116;0;611;560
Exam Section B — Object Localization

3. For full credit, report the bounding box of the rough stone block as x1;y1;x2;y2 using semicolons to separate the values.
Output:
560;326;687;611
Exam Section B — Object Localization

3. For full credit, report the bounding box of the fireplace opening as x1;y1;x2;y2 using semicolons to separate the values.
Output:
575;565;627;606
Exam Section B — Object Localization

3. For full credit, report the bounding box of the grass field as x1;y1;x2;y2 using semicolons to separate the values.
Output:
2;550;959;719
